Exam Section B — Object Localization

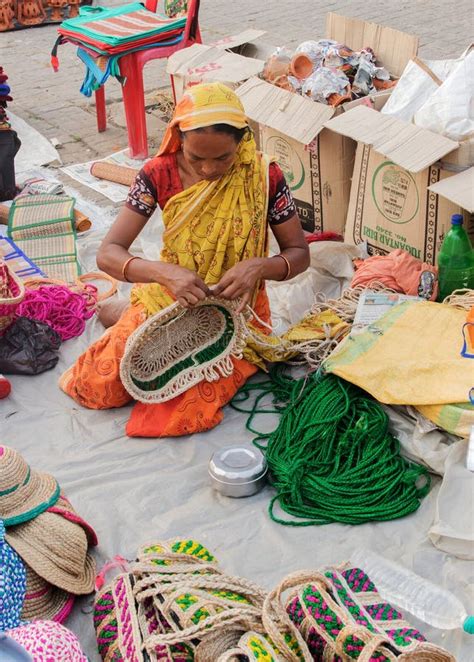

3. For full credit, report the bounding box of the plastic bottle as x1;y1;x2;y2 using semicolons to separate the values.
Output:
437;213;474;301
350;548;474;634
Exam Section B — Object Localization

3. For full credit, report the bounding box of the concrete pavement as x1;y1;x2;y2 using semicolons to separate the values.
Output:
1;0;472;169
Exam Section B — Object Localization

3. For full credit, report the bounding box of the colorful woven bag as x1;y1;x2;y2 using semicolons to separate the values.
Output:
120;297;248;404
261;566;455;661
93;539;267;661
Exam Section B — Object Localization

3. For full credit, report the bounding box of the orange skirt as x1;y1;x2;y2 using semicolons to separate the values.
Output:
60;292;270;437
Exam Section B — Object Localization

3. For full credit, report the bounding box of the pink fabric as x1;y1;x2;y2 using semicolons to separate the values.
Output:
351;249;438;300
7;620;87;661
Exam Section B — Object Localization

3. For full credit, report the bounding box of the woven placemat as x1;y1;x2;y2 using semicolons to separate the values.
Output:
120;297;248;403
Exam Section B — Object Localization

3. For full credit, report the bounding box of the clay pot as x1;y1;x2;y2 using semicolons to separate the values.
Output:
290;53;314;80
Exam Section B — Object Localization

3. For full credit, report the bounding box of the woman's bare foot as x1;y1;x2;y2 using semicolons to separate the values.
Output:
97;298;128;328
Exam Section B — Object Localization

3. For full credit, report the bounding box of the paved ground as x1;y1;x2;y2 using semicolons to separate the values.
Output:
1;0;472;171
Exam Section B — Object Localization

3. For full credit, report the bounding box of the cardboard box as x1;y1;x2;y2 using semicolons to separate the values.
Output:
167;30;269;102
236;14;418;233
325;105;473;263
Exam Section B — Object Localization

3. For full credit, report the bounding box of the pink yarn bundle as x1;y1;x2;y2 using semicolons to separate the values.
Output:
16;284;97;341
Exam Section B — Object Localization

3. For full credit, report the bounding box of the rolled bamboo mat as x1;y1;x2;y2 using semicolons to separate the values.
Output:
1;203;91;232
74;209;92;233
90;162;139;187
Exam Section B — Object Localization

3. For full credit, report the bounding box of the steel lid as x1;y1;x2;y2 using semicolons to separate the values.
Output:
208;444;267;485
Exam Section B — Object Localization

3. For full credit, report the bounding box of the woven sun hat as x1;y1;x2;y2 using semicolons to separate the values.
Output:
21;563;75;624
0;520;27;631
48;494;98;547
0;445;60;527
5;510;96;595
6;620;88;662
120;296;248;404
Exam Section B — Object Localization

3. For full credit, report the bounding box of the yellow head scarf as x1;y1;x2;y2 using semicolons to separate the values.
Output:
132;82;271;323
158;82;248;155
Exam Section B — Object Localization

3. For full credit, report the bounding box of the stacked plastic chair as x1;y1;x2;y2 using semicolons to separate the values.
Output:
51;0;201;158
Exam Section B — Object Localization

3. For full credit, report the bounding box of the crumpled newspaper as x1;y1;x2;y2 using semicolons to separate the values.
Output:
302;67;349;103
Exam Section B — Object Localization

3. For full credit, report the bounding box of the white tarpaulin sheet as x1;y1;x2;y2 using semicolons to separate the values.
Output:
1;226;473;661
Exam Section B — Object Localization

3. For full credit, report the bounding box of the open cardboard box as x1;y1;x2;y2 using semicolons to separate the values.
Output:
236;14;419;233
325;104;474;264
167;30;271;102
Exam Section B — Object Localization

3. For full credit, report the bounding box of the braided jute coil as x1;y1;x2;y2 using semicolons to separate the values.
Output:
120;297;249;404
0;445;59;527
6;510;96;595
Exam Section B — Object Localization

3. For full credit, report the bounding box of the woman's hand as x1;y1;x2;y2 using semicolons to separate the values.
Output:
158;263;211;307
213;258;265;312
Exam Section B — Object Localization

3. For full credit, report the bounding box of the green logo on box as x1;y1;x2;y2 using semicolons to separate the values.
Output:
372;161;419;224
265;135;305;192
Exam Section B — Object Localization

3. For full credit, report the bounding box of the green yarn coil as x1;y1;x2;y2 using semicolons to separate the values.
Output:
231;369;431;526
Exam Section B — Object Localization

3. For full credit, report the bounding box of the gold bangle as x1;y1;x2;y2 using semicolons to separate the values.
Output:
276;254;291;281
122;256;140;282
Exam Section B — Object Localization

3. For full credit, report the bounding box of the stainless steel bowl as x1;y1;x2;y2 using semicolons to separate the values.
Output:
208;444;268;497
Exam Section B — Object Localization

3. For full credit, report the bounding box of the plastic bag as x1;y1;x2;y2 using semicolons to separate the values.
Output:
414;51;474;140
381;58;441;122
0;316;61;375
295;40;336;67
302;67;349;103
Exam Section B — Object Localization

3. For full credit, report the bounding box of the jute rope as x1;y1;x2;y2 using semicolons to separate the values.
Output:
442;288;474;311
231;370;430;526
245;283;398;370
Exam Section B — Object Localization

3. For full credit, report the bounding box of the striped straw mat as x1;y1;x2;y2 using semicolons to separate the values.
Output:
7;194;80;283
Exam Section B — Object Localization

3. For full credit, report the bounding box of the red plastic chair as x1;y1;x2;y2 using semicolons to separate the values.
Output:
95;0;201;159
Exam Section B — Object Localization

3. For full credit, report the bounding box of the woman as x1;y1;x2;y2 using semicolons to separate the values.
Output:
60;82;309;437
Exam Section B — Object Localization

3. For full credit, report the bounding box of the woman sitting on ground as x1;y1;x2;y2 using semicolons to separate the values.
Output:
60;82;309;437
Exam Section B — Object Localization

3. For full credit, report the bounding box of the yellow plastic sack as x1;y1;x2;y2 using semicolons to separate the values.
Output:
325;301;471;406
416;402;474;439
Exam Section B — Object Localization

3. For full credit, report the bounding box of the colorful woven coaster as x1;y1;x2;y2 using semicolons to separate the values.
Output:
120;297;248;403
7;194;79;283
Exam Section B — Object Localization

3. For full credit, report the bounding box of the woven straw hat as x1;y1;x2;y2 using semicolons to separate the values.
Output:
21;563;74;623
48;494;98;547
5;510;96;594
0;445;60;526
120;297;247;404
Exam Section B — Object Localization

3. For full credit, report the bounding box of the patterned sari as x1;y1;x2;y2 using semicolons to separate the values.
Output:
60;83;272;437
